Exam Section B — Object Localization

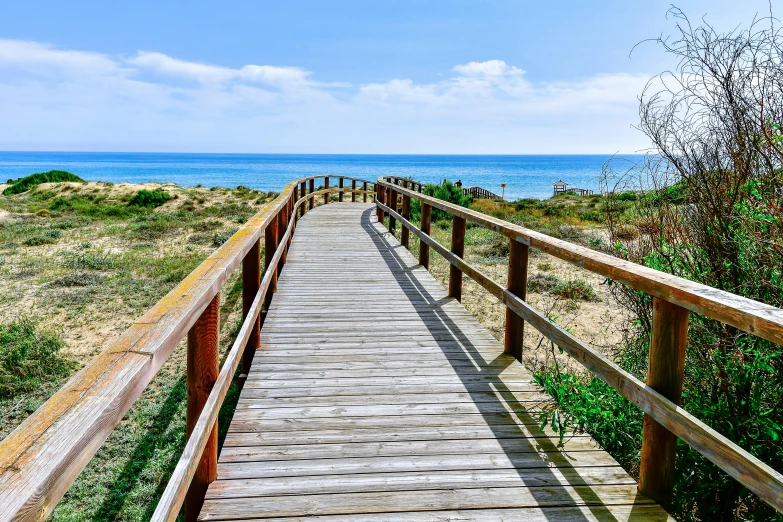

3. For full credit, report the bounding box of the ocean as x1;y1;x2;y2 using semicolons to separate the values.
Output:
0;152;643;200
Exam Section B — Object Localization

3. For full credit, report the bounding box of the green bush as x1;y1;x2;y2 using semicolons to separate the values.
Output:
49;195;144;219
23;229;62;246
0;317;77;399
615;191;638;201
527;273;560;293
410;181;472;222
128;188;171;208
3;171;84;196
551;279;599;301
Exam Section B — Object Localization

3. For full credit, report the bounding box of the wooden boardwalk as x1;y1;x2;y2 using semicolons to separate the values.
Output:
199;203;670;521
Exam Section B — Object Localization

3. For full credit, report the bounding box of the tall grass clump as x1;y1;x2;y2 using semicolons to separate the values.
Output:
0;317;77;399
536;8;783;521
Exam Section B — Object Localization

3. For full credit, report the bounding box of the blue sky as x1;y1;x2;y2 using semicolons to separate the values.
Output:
0;1;774;153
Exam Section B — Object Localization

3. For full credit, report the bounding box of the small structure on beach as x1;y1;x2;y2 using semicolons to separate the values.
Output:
553;180;593;196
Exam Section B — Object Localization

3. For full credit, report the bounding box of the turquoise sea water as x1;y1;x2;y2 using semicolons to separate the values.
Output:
0;152;642;200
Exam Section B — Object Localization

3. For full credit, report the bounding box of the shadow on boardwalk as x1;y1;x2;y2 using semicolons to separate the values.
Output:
361;206;661;521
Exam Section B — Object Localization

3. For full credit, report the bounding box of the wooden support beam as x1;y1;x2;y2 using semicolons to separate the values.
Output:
376;183;385;222
639;297;689;510
351;179;356;202
241;240;260;375
504;239;529;361
387;186;396;234
299;181;307;217
292;186;299;224
401;192;411;248
363;181;368;203
263;214;279;310
324;177;330;205
308;179;315;210
185;295;219;522
284;201;291;266
339;177;344;202
448;215;466;301
419;203;432;269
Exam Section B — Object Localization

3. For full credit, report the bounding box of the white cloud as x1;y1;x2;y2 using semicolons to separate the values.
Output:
453;59;524;77
0;43;652;153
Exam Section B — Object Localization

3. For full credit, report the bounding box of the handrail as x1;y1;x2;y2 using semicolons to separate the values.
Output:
0;176;376;522
379;176;783;347
376;177;783;513
151;187;337;521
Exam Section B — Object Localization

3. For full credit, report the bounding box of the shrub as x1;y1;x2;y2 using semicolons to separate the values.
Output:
23;229;62;246
192;219;223;232
213;227;239;247
0;317;77;399
551;279;598;301
51;272;103;287
527;273;560;293
615;191;638;201
3;170;84;196
417;181;472;221
613;224;640;240
61;252;116;270
128;188;171;208
536;261;554;272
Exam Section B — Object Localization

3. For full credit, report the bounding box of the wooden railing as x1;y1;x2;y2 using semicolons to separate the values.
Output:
462;185;502;200
377;176;783;513
0;176;376;522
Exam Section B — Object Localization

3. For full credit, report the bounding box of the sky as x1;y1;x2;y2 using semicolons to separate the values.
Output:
0;0;775;154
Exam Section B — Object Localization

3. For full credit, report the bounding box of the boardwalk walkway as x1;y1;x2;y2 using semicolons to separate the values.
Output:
199;203;669;521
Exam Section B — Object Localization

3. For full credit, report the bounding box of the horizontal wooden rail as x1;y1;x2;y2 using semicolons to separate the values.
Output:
152;192;300;522
0;175;376;522
378;179;783;347
378;189;783;513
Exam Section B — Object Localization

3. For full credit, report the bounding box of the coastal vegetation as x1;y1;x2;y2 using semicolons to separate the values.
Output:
0;180;273;520
3;170;85;196
393;10;783;521
529;11;783;521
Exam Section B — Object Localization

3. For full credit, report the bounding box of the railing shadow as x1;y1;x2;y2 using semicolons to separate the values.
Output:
359;206;663;521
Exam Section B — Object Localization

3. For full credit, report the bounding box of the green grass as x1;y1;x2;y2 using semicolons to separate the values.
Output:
0;181;268;520
0;316;78;400
3;170;84;196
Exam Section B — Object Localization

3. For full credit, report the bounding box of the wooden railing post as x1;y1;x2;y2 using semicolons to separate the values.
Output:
387;186;396;234
263;213;279;310
504;239;529;361
401;191;411;248
308;179;315;210
241;239;261;375
639;297;690;510
376;183;385;222
419;203;432;268
363;181;368;203
299;181;307;217
351;179;356;202
293;185;299;223
324;177;330;205
448;215;466;301
418;183;423;193
185;295;220;522
280;202;289;267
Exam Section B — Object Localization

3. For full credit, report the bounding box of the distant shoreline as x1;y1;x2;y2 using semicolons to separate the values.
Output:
0;151;644;200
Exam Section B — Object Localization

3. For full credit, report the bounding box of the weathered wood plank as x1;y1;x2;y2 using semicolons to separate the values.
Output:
199;485;656;520
201;203;662;521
